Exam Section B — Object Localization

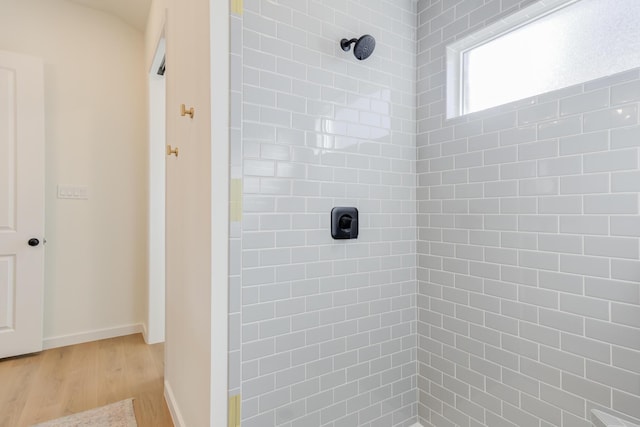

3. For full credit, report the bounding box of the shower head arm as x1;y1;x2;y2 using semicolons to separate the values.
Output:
340;38;358;52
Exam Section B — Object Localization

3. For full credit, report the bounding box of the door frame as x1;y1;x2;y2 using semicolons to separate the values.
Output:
146;30;166;345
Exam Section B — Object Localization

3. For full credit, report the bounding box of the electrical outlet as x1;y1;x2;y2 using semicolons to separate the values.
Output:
57;185;89;200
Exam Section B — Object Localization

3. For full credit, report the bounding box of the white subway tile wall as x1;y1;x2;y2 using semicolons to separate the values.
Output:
231;1;418;426
417;1;640;427
230;1;640;426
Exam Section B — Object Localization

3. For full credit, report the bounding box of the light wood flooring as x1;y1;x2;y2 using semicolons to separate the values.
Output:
0;334;173;427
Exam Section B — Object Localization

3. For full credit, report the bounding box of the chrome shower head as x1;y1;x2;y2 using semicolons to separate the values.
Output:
340;34;376;60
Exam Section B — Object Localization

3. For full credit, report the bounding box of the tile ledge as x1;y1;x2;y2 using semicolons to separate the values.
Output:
591;409;640;427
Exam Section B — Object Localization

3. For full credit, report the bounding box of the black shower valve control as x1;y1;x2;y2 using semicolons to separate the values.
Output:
331;207;359;240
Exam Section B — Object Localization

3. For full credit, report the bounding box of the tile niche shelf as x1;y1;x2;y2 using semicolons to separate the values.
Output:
592;410;640;427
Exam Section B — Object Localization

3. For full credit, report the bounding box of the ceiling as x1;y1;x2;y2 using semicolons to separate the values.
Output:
69;0;152;31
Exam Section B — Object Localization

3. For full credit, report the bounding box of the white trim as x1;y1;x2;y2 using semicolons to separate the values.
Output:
164;380;187;427
141;322;149;343
591;409;640;427
445;44;463;119
410;423;424;427
42;324;143;350
210;0;230;425
447;0;581;54
146;30;167;346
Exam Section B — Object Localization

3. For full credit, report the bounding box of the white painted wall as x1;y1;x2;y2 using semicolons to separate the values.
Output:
0;0;147;343
145;0;229;425
162;0;215;421
144;0;167;71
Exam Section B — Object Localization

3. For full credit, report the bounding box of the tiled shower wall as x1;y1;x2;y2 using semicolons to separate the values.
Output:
230;1;419;426
417;1;640;427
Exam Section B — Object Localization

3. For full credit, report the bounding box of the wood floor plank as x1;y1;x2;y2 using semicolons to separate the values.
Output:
0;354;41;427
0;334;173;427
96;336;128;406
61;340;99;415
17;346;77;425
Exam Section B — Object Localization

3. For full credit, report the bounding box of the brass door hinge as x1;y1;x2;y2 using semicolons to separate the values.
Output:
228;395;241;427
230;179;243;222
231;0;243;15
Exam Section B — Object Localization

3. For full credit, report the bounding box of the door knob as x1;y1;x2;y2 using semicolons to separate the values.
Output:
167;145;179;157
28;238;40;247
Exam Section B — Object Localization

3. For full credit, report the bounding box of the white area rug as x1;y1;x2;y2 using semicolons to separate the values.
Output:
32;399;137;427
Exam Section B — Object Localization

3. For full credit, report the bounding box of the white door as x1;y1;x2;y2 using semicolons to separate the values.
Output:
0;51;45;359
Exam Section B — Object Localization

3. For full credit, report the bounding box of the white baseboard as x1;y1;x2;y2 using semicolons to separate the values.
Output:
165;380;186;427
142;321;165;345
410;423;424;427
42;323;143;350
141;322;149;343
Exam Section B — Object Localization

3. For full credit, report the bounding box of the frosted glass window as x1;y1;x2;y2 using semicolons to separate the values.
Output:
447;0;640;117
